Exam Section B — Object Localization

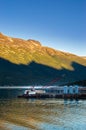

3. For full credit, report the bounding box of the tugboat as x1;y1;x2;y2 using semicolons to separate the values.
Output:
18;87;47;98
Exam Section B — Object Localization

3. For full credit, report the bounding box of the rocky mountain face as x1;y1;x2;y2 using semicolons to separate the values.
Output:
0;33;86;86
82;57;86;60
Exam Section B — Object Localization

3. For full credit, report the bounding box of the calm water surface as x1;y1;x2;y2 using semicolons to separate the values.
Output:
0;89;86;130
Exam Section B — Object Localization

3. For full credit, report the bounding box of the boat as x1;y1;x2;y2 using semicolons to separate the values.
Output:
18;89;47;98
18;75;65;99
18;75;86;99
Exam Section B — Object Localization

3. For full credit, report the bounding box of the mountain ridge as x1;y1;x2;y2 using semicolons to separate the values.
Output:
0;33;86;67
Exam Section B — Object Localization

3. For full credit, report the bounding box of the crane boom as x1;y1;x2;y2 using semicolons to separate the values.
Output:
43;74;65;88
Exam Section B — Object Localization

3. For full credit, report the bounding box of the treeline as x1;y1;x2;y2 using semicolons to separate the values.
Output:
66;80;86;87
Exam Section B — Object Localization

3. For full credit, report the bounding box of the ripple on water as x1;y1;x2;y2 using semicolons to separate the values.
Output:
0;99;86;130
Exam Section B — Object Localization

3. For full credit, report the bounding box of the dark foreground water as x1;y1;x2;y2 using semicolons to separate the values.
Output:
0;89;86;130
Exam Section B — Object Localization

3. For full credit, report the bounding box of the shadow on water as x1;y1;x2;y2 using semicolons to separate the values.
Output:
0;57;86;86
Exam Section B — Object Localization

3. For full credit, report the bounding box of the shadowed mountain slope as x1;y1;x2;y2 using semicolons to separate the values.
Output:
0;58;86;86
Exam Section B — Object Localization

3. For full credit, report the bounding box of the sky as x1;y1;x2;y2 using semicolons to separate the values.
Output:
0;0;86;56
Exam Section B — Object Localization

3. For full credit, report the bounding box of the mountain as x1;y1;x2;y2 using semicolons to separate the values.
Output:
82;57;86;60
0;32;86;86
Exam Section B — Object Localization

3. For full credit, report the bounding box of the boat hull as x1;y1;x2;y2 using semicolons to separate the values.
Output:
18;93;86;99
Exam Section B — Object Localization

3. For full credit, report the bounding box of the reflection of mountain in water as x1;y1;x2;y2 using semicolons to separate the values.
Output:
0;98;86;130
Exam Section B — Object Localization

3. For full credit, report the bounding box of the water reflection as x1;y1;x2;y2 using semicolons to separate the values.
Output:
0;89;86;130
64;98;79;105
0;98;86;130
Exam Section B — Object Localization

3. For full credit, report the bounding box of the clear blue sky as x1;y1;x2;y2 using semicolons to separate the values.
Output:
0;0;86;56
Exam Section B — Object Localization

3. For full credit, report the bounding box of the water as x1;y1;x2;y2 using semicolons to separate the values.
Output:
0;89;25;99
0;89;86;130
